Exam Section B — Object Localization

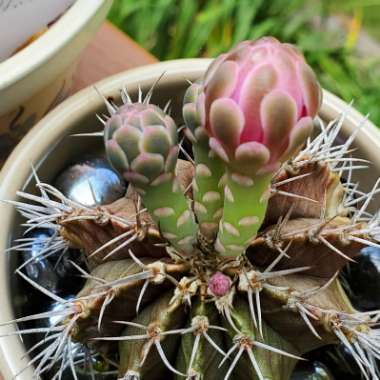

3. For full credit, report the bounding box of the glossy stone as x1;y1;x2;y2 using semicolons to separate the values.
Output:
291;361;334;380
17;228;114;379
21;229;85;296
21;229;60;294
55;155;126;207
343;246;380;311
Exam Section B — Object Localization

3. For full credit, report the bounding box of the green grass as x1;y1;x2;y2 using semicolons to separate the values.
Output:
108;0;380;126
329;0;380;39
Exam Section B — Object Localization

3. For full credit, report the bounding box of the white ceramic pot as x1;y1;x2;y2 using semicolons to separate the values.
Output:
0;0;113;166
0;59;379;379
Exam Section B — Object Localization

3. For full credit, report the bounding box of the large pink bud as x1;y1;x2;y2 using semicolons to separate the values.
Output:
200;37;322;174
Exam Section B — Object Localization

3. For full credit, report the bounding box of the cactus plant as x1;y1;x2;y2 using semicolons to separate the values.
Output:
3;37;380;380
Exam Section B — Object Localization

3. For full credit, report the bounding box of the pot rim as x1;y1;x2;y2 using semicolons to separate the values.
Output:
0;58;379;379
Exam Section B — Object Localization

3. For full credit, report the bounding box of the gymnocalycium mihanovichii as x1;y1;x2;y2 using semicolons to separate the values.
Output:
4;37;380;380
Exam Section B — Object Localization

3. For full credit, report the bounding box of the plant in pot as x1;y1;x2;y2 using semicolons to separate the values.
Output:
1;37;380;380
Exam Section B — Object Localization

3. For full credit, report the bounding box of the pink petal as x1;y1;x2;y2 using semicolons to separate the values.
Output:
261;90;297;159
204;53;226;86
209;137;230;163
235;141;270;168
298;63;322;117
205;60;239;113
280;116;314;161
210;98;244;149
238;64;278;143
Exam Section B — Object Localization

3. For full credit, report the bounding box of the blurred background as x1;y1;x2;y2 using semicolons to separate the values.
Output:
108;0;380;126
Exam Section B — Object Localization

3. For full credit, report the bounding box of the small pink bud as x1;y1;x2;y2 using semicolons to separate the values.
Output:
208;271;232;297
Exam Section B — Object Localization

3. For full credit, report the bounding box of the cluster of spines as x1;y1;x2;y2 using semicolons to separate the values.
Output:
3;250;380;379
3;85;380;380
8;240;380;380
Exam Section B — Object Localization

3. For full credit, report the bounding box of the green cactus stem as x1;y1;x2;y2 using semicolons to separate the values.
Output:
192;144;226;245
118;292;186;379
176;299;226;379
260;275;355;353
183;82;225;245
139;174;197;253
71;258;188;343
105;102;198;254
215;171;272;257
223;297;299;380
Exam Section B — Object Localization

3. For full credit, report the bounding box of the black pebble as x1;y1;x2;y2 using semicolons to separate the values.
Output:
291;360;334;380
343;246;380;311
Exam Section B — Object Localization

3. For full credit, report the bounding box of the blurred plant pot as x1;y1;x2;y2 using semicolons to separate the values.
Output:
0;0;113;167
0;59;379;379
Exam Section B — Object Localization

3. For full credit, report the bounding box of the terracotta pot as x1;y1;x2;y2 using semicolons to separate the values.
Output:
0;59;379;379
0;0;113;167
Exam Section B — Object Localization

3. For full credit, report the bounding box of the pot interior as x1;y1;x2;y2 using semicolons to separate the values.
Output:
5;69;380;378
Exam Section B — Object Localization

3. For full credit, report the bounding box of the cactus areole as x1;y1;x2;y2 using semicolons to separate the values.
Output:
4;37;380;380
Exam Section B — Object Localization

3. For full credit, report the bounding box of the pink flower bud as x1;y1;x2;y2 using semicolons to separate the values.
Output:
208;271;232;297
200;37;322;172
